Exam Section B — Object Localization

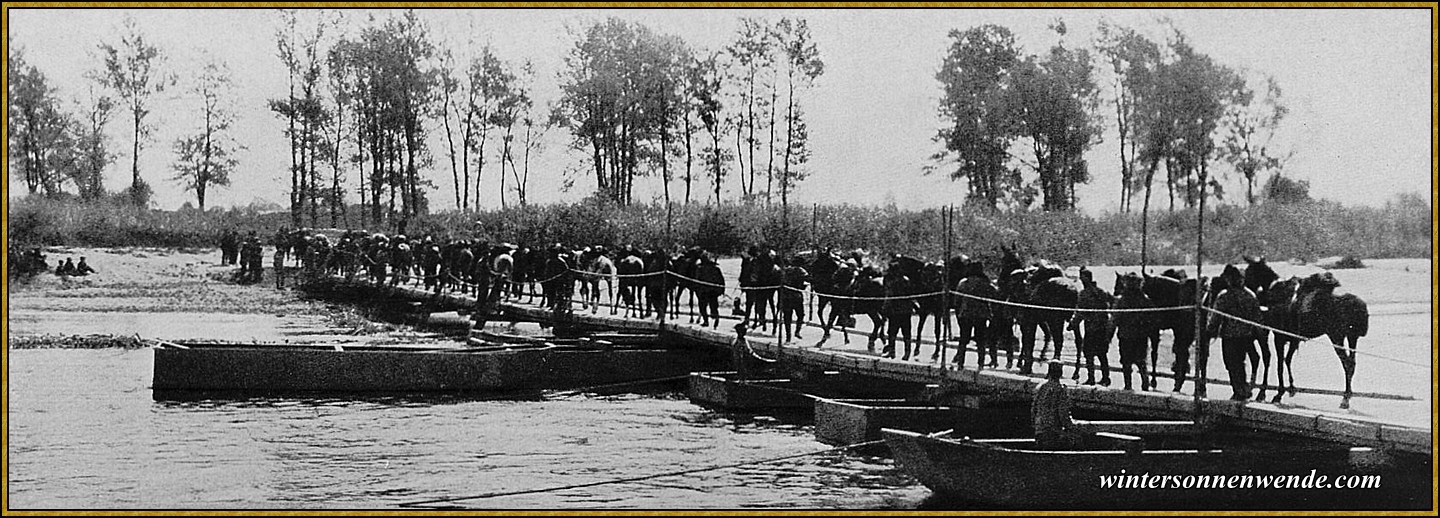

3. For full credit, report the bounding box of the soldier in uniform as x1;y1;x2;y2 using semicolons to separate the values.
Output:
1206;265;1265;401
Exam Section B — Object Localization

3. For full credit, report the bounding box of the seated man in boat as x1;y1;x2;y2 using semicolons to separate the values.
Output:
731;322;777;376
1032;362;1092;450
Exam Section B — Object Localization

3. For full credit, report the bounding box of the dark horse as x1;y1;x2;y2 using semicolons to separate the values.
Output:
616;248;646;318
745;250;783;332
795;249;844;326
1020;264;1081;377
1139;270;1200;392
1243;256;1296;403
1295;272;1369;409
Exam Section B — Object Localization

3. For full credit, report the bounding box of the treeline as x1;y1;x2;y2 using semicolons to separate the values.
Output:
9;11;828;234
4;10;1390;247
12;191;1430;265
932;21;1289;216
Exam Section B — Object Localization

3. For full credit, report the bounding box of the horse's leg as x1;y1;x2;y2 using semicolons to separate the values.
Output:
868;312;885;352
1036;316;1051;361
1269;335;1288;404
1068;320;1083;380
1333;334;1356;409
1255;332;1273;402
1283;337;1300;397
1246;334;1264;399
1018;320;1037;375
1147;330;1160;390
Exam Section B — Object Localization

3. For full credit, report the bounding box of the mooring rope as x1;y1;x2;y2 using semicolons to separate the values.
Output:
398;437;888;508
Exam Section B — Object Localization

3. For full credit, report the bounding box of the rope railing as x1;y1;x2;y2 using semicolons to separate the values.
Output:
307;255;1428;370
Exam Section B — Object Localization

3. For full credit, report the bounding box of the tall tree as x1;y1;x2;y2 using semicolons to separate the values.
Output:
494;61;531;209
8;42;76;197
68;85;116;201
775;18;824;223
171;60;241;212
1010;24;1102;211
329;11;438;230
931;25;1023;209
691;52;730;205
97;16;173;205
725;18;776;201
1095;22;1160;213
1221;72;1290;205
556;17;690;206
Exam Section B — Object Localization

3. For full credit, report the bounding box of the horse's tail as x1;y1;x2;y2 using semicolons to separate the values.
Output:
1338;294;1369;337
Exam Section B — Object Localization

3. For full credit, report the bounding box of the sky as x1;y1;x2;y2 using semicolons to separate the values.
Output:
5;6;1433;214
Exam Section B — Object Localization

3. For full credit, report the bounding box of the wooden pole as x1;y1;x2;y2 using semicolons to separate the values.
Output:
1192;165;1208;401
940;204;951;368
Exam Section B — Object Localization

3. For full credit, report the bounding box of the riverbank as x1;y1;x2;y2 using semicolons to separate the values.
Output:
7;246;458;346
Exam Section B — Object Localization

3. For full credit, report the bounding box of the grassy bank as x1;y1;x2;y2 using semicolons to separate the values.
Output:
9;194;1431;266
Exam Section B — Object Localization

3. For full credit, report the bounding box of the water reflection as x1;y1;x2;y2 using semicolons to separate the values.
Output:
11;348;930;510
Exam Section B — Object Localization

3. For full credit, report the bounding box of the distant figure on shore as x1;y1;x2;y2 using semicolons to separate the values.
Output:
219;229;239;265
74;257;96;276
56;257;76;276
1032;362;1089;450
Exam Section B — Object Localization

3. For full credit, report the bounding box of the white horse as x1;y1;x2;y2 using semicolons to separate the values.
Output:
580;251;618;314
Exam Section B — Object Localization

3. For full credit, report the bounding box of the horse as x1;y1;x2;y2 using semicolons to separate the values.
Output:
1293;272;1369;409
1253;274;1302;403
911;259;958;356
795;249;846;327
1244;256;1288;402
1017;263;1081;377
616;248;646;318
578;247;618;314
852;266;889;352
745;250;783;332
669;247;705;322
1139;271;1200;391
817;263;859;346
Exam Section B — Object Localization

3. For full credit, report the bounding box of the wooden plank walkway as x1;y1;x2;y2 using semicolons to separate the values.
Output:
309;276;1433;455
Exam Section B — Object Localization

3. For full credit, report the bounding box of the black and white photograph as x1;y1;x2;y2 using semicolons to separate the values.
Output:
5;3;1435;512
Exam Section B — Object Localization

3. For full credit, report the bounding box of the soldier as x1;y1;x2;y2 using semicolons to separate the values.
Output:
219;229;238;265
488;243;516;309
56;257;76;276
1072;268;1115;386
695;253;725;328
74;257;97;276
778;257;809;343
1207;265;1265;401
954;261;1000;368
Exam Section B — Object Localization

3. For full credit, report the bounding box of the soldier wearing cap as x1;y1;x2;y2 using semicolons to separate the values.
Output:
1207;264;1264;401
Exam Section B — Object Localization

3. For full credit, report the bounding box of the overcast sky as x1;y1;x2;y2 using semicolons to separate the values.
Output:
6;7;1432;213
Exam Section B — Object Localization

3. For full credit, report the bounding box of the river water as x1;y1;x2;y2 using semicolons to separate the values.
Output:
7;348;932;510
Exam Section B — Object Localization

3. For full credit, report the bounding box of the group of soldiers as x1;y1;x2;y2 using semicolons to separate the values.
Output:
219;229;266;283
8;246;50;278
7;245;97;279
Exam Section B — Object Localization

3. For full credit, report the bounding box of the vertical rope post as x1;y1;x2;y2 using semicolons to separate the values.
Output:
1192;164;1208;402
939;204;951;369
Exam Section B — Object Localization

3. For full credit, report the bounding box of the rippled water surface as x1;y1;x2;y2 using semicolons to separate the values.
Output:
8;348;931;510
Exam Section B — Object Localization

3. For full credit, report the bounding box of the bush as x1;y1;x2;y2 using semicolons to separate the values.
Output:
10;193;1430;265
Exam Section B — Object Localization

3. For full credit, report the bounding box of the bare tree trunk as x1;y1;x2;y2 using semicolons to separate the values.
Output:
765;80;777;206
